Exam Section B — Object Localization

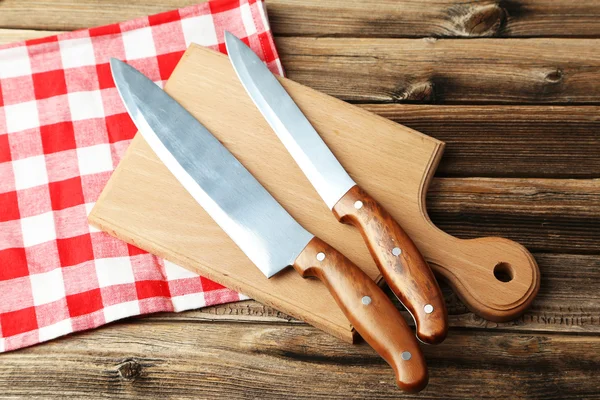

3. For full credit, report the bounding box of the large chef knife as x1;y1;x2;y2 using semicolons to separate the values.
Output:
111;59;427;392
225;33;448;344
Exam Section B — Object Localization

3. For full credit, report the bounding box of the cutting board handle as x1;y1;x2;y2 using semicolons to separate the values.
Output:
421;229;540;321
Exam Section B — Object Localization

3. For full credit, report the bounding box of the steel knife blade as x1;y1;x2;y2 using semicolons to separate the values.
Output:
110;58;428;392
225;32;448;344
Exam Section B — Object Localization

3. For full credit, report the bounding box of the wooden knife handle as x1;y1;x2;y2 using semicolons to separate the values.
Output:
333;185;448;345
293;237;428;393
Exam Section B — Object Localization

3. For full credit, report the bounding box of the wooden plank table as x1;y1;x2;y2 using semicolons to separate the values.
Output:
1;1;599;398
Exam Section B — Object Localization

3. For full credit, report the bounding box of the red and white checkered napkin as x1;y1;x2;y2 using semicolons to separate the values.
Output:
0;0;284;352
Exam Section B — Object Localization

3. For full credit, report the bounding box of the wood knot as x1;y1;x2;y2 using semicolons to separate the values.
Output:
117;359;143;381
545;68;564;83
449;3;507;37
391;81;436;103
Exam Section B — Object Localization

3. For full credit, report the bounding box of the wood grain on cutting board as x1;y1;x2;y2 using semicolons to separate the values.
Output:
89;45;539;342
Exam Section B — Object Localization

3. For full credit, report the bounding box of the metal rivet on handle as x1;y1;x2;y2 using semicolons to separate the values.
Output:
424;304;434;314
354;200;363;209
316;252;325;261
392;247;402;257
361;296;372;305
401;351;412;361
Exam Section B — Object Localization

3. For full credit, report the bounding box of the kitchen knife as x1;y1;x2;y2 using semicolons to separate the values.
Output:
225;32;448;344
111;59;428;392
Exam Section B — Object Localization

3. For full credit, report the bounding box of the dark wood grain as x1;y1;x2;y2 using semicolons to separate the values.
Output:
277;37;600;104
333;185;448;344
293;237;428;392
0;320;598;399
268;0;600;38
427;178;600;254
2;0;600;38
361;105;600;178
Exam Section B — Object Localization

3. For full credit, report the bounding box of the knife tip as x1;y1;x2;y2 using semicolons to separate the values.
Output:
223;31;242;54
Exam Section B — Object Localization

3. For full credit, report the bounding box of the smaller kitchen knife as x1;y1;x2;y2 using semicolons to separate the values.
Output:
111;59;428;392
225;32;448;344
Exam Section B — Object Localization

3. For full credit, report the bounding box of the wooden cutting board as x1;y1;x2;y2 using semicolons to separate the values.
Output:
89;44;540;343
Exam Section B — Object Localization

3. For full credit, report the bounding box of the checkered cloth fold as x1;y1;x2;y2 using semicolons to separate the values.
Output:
0;0;283;352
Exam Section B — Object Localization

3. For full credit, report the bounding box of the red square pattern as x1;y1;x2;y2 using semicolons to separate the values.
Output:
100;87;125;117
70;309;105;332
15;185;52;218
126;58;161;83
151;21;186;56
34;298;69;328
24;241;60;275
100;283;137;307
205;288;240;306
168;277;202;297
0;75;35;105
66;288;103;317
131;254;163;281
0;276;33;314
0;0;282;351
26;35;58;47
37;94;71;127
27;39;62;74
111;140;131;165
209;0;241;13
156;51;185;81
136;280;170;300
81;172;111;204
64;66;100;92
44;149;80;184
258;32;276;63
7;128;43;161
149;10;182;26
0;247;29;281
178;3;210;19
0;134;10;163
127;243;147;257
53;204;89;239
201;277;226;292
91;30;127;65
56;234;94;268
48;176;84;210
105;113;137;144
90;232;129;259
0;307;38;337
0;219;23;251
96;63;115;89
32;70;68;100
0;191;20;222
62;261;99;295
89;23;121;37
138;297;173;314
0;163;15;194
72;119;108;148
40;121;76;155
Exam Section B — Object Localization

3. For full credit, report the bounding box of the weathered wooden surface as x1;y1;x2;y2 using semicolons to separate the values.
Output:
0;0;599;399
428;178;600;254
276;37;600;104
361;105;600;178
0;319;599;399
1;0;600;38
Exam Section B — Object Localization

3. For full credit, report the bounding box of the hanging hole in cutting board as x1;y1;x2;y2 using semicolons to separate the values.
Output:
493;262;514;282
